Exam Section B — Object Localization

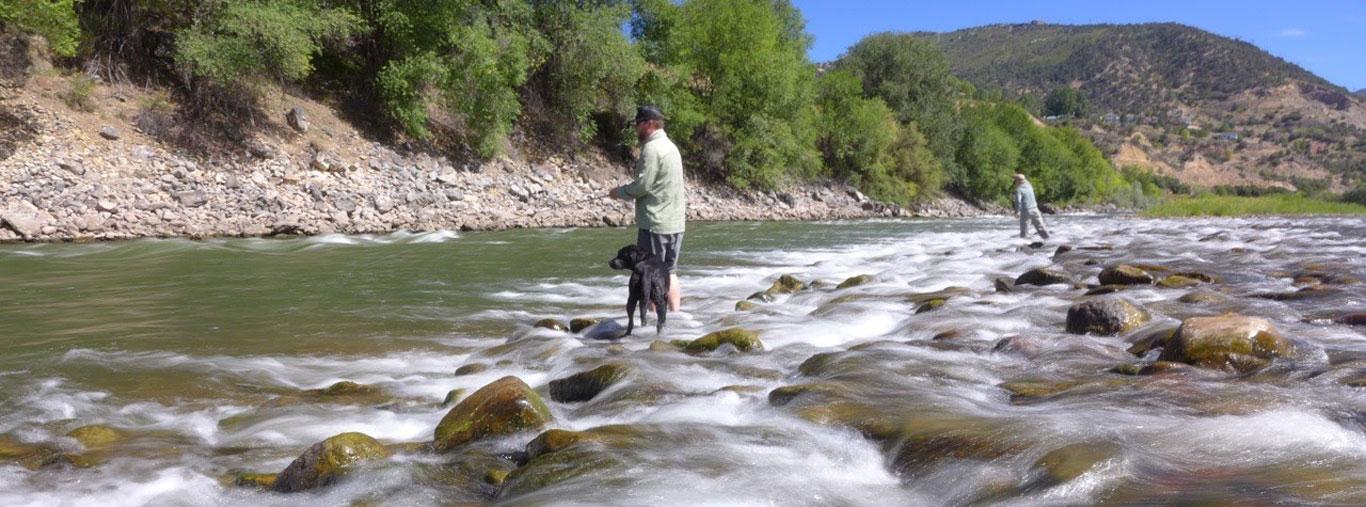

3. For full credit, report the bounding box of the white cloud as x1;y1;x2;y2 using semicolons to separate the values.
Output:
1279;28;1307;38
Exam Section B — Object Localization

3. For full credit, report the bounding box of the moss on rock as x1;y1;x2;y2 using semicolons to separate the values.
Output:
836;274;874;290
1157;275;1201;289
455;363;489;376
734;300;759;311
1099;264;1154;285
533;319;569;332
548;363;633;403
1065;298;1150;336
66;425;124;448
1158;314;1292;372
1015;267;1072;286
433;376;553;452
569;318;600;333
684;328;763;354
273;432;391;492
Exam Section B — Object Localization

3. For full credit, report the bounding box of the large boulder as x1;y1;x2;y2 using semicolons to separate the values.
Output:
273;432;390;492
548;363;633;403
1158;315;1292;372
433;376;553;452
1015;267;1072;286
684;328;763;354
1065;298;1150;336
1098;265;1154;286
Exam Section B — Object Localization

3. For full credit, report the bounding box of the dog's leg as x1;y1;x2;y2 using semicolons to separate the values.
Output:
625;295;637;336
638;280;651;328
655;292;667;334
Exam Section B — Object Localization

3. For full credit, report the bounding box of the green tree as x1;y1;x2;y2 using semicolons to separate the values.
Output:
1;0;81;57
634;0;819;189
367;0;547;156
530;0;644;144
836;32;962;161
1043;87;1087;118
175;1;359;88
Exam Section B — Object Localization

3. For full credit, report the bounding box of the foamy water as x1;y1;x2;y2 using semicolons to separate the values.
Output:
1;216;1364;505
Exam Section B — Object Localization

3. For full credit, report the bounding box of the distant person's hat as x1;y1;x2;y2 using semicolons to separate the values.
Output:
1014;173;1027;182
634;106;664;124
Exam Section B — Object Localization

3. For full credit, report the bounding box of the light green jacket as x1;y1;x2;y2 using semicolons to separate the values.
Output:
616;130;686;234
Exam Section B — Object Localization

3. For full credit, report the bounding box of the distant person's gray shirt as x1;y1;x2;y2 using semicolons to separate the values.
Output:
1014;182;1038;212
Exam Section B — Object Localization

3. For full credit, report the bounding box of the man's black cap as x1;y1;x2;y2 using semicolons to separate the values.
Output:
634;106;664;124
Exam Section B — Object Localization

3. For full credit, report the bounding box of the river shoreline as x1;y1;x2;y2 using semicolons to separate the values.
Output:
0;99;1010;244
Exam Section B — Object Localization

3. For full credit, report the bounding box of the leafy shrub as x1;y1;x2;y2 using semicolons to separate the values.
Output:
0;0;80;57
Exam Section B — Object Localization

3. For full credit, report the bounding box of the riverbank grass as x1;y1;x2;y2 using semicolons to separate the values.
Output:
1143;194;1366;218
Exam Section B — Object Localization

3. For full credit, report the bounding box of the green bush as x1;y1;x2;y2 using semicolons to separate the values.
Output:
0;0;81;57
60;72;97;112
531;1;644;144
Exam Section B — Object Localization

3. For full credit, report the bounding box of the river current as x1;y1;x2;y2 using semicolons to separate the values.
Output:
1;216;1364;506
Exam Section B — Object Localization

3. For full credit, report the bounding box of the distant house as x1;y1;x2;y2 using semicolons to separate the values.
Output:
1214;132;1239;142
1101;112;1120;126
1043;115;1063;123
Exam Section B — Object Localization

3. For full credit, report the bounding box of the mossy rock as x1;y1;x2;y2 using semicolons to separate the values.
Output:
905;286;971;304
306;381;380;397
1178;290;1226;304
1085;285;1127;296
684;328;763;354
442;388;467;407
746;290;776;303
1065;298;1150;336
233;471;279;490
1015;267;1072;286
734;300;759;311
1255;286;1345;301
915;298;947;314
1157;275;1201;289
1126;326;1179;356
1098;264;1154;285
836;274;874;290
569;318;600;333
932;329;965;341
767;383;849;407
433;376;553;452
647;340;683;353
273;432;391;492
1338;313;1366;326
1032;442;1122;486
798;351;844;376
502;425;646;498
455;363;489;376
484;468;510;486
1174;271;1217;283
548;363;633;403
533;318;569;332
769;274;807;294
66;424;125;448
1158;314;1292;372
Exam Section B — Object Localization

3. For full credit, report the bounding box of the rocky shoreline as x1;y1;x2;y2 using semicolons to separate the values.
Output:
0;99;1003;244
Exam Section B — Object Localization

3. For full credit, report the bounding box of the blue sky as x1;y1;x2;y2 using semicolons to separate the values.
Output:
793;0;1366;90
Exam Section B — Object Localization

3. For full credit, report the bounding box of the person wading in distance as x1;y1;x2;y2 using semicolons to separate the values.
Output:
1014;173;1050;239
609;106;686;311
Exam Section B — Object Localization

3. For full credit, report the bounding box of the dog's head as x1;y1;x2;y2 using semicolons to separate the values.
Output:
609;245;650;270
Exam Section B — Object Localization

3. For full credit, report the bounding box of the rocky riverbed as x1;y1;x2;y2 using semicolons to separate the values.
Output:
1;216;1363;505
0;99;995;243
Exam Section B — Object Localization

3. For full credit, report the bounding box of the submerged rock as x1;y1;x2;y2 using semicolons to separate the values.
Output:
455;363;489;376
915;298;947;314
1066;298;1150;336
685;328;763;354
233;471;279;490
994;277;1015;293
433;376;554;452
749;274;807;302
1098;264;1154;285
836;274;874;290
1084;285;1127;296
273;432;391;492
735;300;759;311
569;318;600;333
1015;267;1072;286
305;381;380;397
548;363;633;403
442;388;467;407
1156;275;1201;289
1031;441;1122;486
1158;315;1292;372
66;424;125;448
533;318;569;332
1178;290;1226;304
581;319;627;341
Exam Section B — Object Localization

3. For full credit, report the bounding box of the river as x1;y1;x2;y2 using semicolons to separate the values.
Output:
1;216;1364;506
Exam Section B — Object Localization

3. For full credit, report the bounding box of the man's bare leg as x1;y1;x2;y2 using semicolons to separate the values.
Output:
668;274;681;311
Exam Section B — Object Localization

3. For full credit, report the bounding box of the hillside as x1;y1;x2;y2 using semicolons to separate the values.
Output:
919;23;1366;191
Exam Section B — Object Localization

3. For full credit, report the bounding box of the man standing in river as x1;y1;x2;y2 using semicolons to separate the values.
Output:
1013;173;1050;239
610;106;685;311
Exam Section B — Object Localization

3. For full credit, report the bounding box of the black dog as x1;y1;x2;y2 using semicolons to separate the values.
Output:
608;245;669;335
